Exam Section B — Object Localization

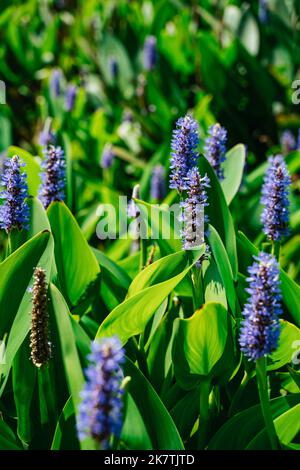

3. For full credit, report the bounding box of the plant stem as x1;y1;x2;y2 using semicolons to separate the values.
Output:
256;357;278;450
272;241;280;261
198;379;210;449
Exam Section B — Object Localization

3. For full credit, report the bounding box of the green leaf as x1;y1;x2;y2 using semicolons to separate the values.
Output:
288;367;300;392
172;302;236;389
92;248;131;292
51;397;79;450
96;248;205;344
127;250;188;297
12;339;36;444
92;247;130;305
123;358;184;450
0;230;51;340
7;146;41;196
202;257;227;308
221;144;246;204
238;11;260;56
208;394;300;450
170;388;200;441
121;394;152;450
247;403;300;449
135;199;182;256
199;157;238;279
49;284;95;451
268;320;300;371
47;202;100;306
0;421;21;450
207;224;236;314
49;284;84;409
10;197;51;250
0;232;53;396
275;403;300;446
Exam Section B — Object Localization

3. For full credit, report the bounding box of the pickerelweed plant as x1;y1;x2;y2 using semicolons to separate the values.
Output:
1;0;300;451
77;337;125;449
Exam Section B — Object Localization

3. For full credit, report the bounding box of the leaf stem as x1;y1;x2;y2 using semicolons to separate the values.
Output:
256;357;278;450
271;241;280;261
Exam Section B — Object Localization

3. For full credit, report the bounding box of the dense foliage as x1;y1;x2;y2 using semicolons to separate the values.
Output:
0;0;300;451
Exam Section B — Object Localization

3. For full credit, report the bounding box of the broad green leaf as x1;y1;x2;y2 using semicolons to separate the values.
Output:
268;320;300;371
247;403;300;449
13;339;36;444
27;197;51;236
96;248;205;344
207;224;236;314
10;197;51;250
221;144;246;204
92;248;130;306
170;388;200;441
202;257;227;308
51;397;79;450
92;248;131;292
135;199;182;256
121;394;152;450
199;157;238;279
127;250;188;297
0;421;21;450
0;230;51;339
123;358;184;450
239;11;260;56
273;403;300;446
208;394;300;450
49;284;95;451
0;232;53;396
172;302;236;389
48;202;100;306
49;284;84;409
288;367;300;391
7;146;41;196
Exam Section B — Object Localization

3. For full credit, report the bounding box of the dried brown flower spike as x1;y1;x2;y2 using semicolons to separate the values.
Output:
30;267;51;368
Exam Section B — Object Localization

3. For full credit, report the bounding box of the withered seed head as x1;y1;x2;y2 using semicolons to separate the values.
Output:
30;267;51;368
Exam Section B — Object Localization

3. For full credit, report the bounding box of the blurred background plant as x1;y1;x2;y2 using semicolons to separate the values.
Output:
0;0;300;271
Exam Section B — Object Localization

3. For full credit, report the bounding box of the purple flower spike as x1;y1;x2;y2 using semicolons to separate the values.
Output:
101;144;115;169
181;167;210;251
204;123;227;181
239;253;282;361
143;36;157;71
39;145;66;208
260;155;291;242
151;165;166;201
169;114;199;192
109;57;119;80
39;119;56;147
259;0;269;24
50;69;62;97
281;130;296;154
77;337;125;448
64;84;77;112
0;156;29;232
